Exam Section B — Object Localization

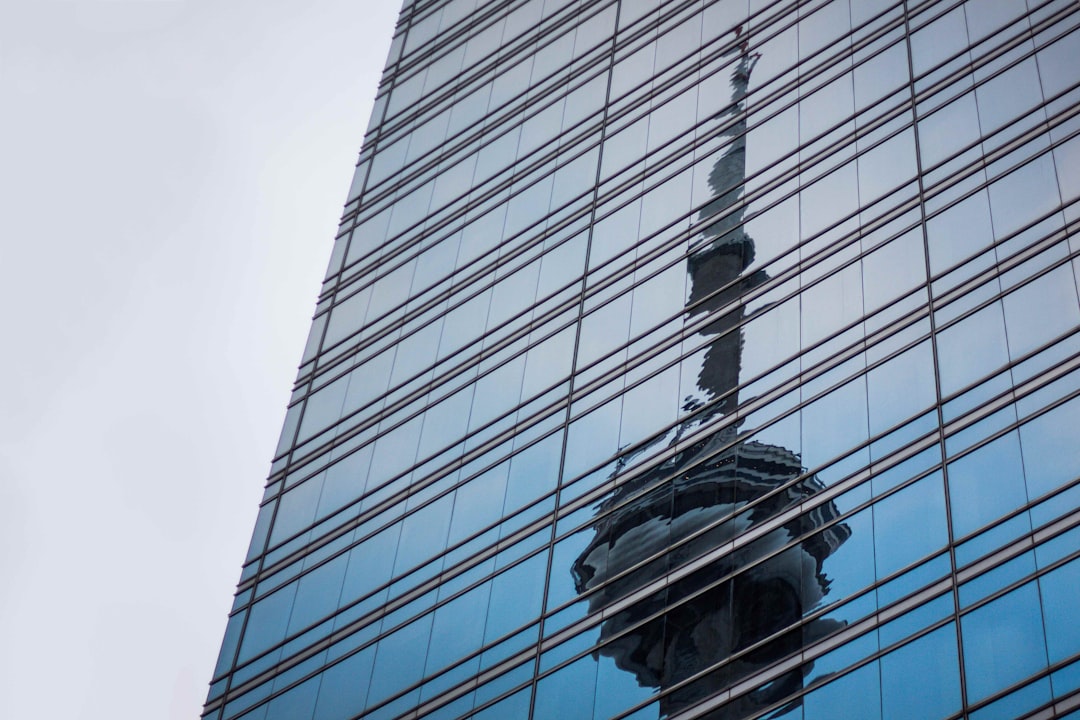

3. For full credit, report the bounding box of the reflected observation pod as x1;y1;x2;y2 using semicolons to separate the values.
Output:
205;1;1080;720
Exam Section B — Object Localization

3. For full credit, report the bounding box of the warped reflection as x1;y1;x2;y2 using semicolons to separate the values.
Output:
572;33;852;719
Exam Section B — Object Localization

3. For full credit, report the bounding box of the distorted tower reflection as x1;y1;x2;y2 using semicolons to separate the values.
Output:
572;34;851;719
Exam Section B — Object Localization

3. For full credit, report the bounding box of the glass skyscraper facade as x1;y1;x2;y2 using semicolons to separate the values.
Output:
204;1;1080;719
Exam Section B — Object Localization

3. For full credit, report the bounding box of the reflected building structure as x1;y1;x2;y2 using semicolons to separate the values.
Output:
205;2;1080;720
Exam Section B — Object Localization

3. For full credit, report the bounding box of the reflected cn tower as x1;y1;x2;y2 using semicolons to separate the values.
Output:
571;34;850;719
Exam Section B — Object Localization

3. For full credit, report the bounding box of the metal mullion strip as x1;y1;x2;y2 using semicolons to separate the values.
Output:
527;0;624;712
902;0;965;34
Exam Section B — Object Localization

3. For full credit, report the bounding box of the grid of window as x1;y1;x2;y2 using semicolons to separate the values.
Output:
204;0;1080;719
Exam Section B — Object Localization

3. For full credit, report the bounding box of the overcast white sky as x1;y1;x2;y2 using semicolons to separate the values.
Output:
0;1;398;717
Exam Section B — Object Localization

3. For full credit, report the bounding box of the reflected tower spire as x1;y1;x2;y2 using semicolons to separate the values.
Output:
686;27;764;415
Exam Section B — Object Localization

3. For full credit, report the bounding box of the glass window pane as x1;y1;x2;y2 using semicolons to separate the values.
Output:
1040;557;1080;664
936;301;1010;396
874;472;948;578
947;430;1030;539
1019;394;1080;501
961;581;1049;703
880;623;962;720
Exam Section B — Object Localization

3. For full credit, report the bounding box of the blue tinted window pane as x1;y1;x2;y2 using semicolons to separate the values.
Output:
880;624;962;720
874;472;948;578
969;677;1052;720
366;613;434;709
958;550;1036;609
962;581;1049;703
947;431;1030;538
263;676;319;720
240;583;297;662
473;687;532;720
312;647;375;720
804;662;881;720
534;654;597;720
936;301;1010;396
1019;394;1080;501
1040;557;1080;665
1002;265;1080;359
